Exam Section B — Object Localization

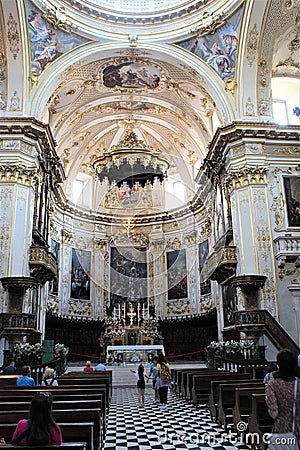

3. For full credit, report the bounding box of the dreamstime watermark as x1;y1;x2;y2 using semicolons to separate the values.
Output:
157;422;298;446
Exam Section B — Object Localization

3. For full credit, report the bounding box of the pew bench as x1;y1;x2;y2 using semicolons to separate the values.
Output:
248;393;273;450
0;443;87;450
232;386;265;432
0;423;94;450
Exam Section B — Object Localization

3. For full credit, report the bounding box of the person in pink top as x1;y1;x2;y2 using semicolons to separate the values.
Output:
12;392;62;445
83;360;94;372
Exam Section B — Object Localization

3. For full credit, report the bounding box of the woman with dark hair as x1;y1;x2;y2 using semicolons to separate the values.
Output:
130;363;148;406
265;349;300;446
155;353;171;410
11;392;62;445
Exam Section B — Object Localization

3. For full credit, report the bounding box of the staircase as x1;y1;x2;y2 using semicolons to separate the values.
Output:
233;310;299;354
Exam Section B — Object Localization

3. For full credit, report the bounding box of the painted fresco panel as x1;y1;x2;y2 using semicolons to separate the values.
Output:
283;176;300;226
71;248;91;299
167;250;187;300
110;247;147;306
26;0;87;75
177;7;242;82
103;62;160;89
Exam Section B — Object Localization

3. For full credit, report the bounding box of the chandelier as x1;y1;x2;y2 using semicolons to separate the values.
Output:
92;130;169;188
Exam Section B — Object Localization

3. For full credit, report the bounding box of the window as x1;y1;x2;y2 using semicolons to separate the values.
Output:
272;100;288;125
72;175;92;208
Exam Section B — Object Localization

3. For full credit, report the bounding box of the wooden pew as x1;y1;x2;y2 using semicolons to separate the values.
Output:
0;375;20;386
209;377;253;420
0;409;102;450
248;393;273;450
174;368;218;397
184;370;222;401
233;386;265;432
57;378;111;402
0;444;86;450
0;399;102;411
191;372;252;408
0;423;93;450
217;381;261;430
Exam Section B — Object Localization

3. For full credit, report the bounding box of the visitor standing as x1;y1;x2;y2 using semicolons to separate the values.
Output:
155;353;171;410
131;363;149;406
265;349;300;446
148;356;159;401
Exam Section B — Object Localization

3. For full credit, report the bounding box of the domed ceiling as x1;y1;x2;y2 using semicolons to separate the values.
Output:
29;0;243;215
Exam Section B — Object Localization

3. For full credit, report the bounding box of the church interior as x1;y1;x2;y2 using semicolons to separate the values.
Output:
0;0;300;367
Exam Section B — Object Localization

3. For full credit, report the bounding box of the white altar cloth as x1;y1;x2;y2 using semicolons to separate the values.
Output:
106;344;164;363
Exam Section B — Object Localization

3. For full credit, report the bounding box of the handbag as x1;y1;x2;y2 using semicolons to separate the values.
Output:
268;378;299;450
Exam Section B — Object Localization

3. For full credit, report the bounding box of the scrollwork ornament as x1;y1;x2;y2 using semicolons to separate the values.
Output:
7;14;19;60
247;24;258;67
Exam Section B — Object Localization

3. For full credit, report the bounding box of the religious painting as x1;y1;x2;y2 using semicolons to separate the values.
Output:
103;61;161;89
71;248;91;299
177;7;243;82
283;176;300;227
199;240;209;272
223;282;237;327
167;250;188;300
26;0;87;76
110;247;147;307
118;183;140;206
49;239;60;295
106;101;155;111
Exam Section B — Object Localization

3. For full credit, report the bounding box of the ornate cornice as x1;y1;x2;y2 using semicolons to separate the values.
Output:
197;122;300;182
224;167;268;193
0;276;39;292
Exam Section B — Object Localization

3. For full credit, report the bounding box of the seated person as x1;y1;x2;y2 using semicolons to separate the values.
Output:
12;392;62;445
41;367;58;386
16;365;35;386
83;361;94;372
3;360;16;374
95;361;106;371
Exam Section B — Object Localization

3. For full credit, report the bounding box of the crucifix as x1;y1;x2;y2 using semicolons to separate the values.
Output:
127;301;136;326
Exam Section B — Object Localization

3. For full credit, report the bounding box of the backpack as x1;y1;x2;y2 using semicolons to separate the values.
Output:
160;363;171;383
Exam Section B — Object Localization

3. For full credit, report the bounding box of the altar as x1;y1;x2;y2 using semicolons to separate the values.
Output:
106;344;164;364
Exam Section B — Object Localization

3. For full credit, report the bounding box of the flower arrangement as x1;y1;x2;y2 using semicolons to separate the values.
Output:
207;340;255;352
13;342;44;360
103;317;125;340
54;343;68;358
139;317;163;340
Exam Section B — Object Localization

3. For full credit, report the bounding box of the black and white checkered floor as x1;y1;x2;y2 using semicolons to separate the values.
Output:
104;386;251;450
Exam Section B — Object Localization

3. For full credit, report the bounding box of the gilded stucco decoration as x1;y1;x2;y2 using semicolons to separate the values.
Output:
0;165;38;186
47;294;59;314
225;167;267;193
7;13;19;60
269;168;285;232
68;299;92;317
246;24;258;67
245;97;255;116
61;229;73;244
166;298;190;316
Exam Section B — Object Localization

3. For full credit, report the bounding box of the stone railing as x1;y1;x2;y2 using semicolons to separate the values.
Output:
201;245;237;283
274;236;300;268
0;312;37;334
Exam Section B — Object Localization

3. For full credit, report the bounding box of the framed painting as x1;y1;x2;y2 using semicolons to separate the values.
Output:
49;239;60;295
283;177;300;227
103;61;160;89
167;249;188;300
110;246;147;306
71;249;91;299
199;240;209;272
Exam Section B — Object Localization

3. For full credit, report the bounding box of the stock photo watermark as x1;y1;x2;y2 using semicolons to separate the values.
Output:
157;422;298;446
